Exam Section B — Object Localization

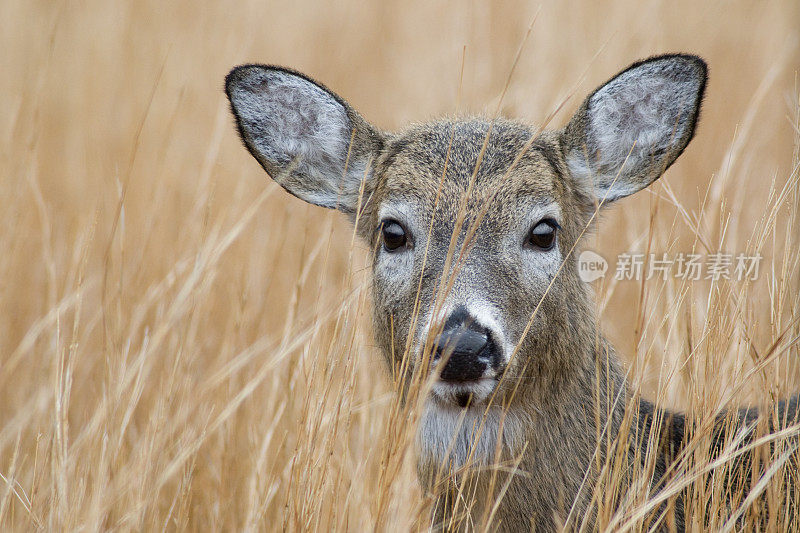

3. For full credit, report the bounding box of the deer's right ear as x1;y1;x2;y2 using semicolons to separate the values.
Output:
226;65;385;214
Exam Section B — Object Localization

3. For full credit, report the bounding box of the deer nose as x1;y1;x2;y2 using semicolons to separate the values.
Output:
432;308;496;383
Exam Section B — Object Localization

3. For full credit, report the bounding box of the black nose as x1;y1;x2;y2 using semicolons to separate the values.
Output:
432;307;497;383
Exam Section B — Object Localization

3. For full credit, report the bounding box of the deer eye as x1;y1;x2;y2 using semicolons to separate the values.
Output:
381;220;409;252
525;219;558;251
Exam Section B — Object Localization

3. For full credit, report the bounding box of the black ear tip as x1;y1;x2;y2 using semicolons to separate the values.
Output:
225;71;238;97
678;54;708;80
689;55;708;74
651;53;708;84
225;64;265;97
691;56;709;95
224;64;324;102
225;66;249;99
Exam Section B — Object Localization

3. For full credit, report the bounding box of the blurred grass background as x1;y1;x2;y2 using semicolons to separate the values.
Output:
0;0;798;530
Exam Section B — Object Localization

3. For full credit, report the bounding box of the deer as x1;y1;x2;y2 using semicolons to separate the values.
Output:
225;54;799;531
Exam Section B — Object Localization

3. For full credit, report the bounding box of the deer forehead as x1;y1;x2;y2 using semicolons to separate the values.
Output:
374;120;568;225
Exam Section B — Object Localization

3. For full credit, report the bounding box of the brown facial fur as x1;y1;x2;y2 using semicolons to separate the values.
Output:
364;120;593;403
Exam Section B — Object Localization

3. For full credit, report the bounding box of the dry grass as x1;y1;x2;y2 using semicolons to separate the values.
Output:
1;1;799;530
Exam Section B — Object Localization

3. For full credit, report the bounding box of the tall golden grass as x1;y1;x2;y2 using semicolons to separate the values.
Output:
1;1;799;530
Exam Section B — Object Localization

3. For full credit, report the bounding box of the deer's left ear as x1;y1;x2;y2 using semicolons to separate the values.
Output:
561;54;707;203
226;65;385;214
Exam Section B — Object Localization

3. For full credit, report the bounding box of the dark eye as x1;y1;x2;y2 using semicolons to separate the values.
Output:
381;220;408;252
525;219;558;250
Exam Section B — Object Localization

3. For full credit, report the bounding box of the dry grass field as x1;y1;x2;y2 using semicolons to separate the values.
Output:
1;1;799;530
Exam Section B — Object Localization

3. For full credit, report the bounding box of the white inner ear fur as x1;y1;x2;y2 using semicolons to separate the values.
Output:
229;69;366;209
569;61;701;201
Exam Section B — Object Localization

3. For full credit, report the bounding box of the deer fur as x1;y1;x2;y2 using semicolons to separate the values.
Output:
225;54;798;531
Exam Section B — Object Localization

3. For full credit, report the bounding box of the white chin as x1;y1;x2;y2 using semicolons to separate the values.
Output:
431;379;497;407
